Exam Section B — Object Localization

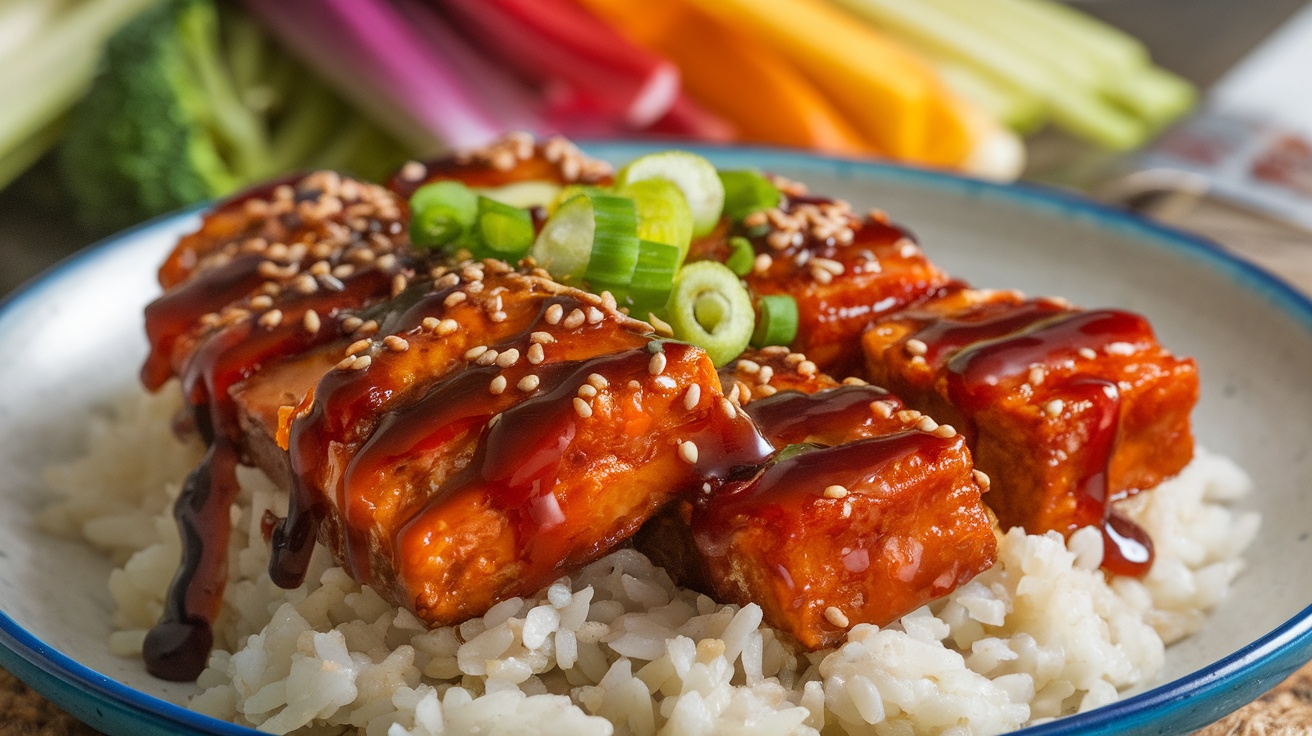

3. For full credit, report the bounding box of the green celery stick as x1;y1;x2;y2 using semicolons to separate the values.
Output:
1103;65;1197;127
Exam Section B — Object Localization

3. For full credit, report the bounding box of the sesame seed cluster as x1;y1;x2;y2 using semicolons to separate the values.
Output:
398;132;613;185
194;171;413;340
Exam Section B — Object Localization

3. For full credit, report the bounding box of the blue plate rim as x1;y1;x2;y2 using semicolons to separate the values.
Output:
0;143;1308;735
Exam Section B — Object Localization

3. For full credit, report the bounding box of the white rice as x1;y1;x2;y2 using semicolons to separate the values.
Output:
41;385;1261;736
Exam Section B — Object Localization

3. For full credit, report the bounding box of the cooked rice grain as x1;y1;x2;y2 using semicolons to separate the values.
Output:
43;387;1259;735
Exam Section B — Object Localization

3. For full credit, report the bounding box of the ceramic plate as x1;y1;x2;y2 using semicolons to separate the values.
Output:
2;144;1310;736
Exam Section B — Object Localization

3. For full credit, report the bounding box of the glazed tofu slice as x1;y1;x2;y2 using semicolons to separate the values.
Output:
690;197;952;372
270;265;770;626
861;287;1197;571
643;348;997;650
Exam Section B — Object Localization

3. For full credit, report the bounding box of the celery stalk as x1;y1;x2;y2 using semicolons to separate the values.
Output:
0;118;67;191
924;51;1046;133
921;0;1108;89
831;0;1155;149
987;0;1150;75
0;0;159;184
1103;65;1197;127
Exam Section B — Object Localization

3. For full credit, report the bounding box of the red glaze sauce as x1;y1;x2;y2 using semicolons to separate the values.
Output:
913;301;1156;577
693;432;950;561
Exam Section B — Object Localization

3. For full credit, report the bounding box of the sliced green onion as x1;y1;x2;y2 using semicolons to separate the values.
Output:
719;169;781;222
409;181;478;249
667;261;754;367
583;194;641;285
615;151;724;237
532;194;595;281
531;191;640;284
726;236;756;276
621;178;694;260
476;196;534;258
550;184;609;213
624;240;682;309
475;180;563;209
752;294;799;347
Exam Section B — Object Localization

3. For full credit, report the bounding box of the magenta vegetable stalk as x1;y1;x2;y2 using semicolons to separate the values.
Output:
243;0;543;152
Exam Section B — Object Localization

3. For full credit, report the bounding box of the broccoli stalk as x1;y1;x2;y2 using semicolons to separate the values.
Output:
58;0;409;233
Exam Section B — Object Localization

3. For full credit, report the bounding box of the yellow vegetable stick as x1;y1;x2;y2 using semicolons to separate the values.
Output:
576;0;874;155
683;0;940;159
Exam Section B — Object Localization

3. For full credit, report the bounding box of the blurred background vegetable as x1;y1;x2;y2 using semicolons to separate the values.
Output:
0;0;1199;236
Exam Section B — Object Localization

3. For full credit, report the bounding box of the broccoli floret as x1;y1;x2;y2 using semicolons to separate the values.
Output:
59;0;407;234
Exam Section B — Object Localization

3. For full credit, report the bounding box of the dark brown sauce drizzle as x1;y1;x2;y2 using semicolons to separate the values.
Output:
916;302;1155;576
142;249;399;680
270;293;774;600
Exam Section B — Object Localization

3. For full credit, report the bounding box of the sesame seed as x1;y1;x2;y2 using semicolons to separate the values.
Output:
437;319;459;336
841;502;852;519
588;373;608;389
476;349;500;366
530;331;555;344
392;273;409;297
346;339;372;356
400;160;427;181
318;274;345;292
465;345;489;360
573;397;593;418
586;307;604;324
797;360;817;377
743;211;767;228
358;320;379;337
870;401;895;419
563;309;586;329
578;384;597;398
350;355;372;370
309;260;330;276
909;355;927;367
1045;399;1064;417
933;424;957;438
1028;366;1045;385
753;253;773;274
258;309;283;329
437;273;460;288
649;352;667;375
376;254;398;271
824;607;850;628
546;303;564;324
490;311;507;323
973;469;991;491
422;317;440;331
496;348;520;367
250;295;273;309
758;366;774;383
897;409;923;423
809;266;834;285
518;375;540;392
916;416;939;432
303;310;321;334
489;376;507;394
736;360;760;375
842;377;868;386
721;398;736;419
655;375;677;389
1078;347;1097;360
445;292;467;308
683;384;701;410
647;313;673;337
335;356;355;370
784;352;805;366
383;335;409;352
905;338;928;356
811;257;845;275
678;441;699;465
824;485;849;499
600;291;617;310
